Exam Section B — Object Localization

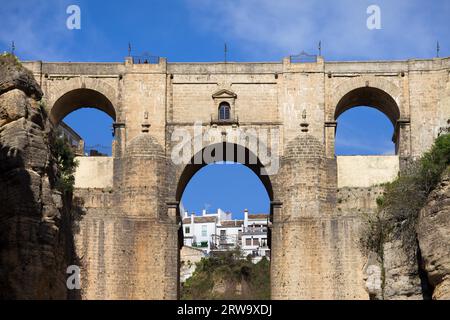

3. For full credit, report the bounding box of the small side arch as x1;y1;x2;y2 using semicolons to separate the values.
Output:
331;77;406;156
48;78;118;125
50;88;116;124
335;87;400;125
332;76;403;125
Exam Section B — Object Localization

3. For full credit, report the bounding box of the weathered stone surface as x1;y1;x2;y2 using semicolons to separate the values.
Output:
0;56;74;299
417;169;450;299
180;246;205;283
0;55;43;100
5;55;448;299
362;252;383;300
382;240;423;300
0;89;29;126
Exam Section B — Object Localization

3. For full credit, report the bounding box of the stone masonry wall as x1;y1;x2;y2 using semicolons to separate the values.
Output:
15;56;449;299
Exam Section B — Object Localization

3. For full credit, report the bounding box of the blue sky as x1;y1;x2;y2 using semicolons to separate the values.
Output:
1;0;448;218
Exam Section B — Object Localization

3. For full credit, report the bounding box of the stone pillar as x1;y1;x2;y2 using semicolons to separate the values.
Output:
167;200;182;299
395;118;411;170
271;132;367;299
76;128;179;300
112;122;126;158
324;121;337;158
270;200;282;299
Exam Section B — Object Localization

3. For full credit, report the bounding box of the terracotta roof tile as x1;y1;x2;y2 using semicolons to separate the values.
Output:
220;220;244;228
182;216;217;224
248;214;269;220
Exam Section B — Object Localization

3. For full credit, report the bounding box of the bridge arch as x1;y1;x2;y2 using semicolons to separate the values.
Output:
331;77;405;155
332;76;402;124
175;141;274;203
50;88;116;124
175;140;275;298
334;86;400;126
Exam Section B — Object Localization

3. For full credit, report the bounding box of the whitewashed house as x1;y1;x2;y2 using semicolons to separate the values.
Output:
182;210;217;252
182;208;270;261
241;210;270;262
213;218;244;252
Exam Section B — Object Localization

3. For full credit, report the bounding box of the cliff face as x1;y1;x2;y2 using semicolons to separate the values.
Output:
363;239;424;300
417;169;450;299
381;240;423;300
363;167;450;300
0;54;74;299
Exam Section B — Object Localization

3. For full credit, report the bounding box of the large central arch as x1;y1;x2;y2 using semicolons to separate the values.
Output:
175;142;274;203
175;141;275;298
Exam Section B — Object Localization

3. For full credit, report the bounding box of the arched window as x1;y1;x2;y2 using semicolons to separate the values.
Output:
218;102;231;121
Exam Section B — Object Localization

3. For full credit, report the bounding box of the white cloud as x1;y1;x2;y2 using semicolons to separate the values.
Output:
186;0;449;60
0;1;74;60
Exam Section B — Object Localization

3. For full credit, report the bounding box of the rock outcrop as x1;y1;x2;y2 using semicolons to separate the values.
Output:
417;168;450;299
363;166;450;300
0;54;43;99
382;240;423;300
0;54;75;299
362;252;383;299
362;241;423;300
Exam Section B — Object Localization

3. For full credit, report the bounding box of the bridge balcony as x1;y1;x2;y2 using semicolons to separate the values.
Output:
210;115;239;126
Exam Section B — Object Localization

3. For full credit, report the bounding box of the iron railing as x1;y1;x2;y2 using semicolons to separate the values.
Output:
242;227;268;236
289;51;318;63
84;145;112;157
131;53;160;64
210;234;239;251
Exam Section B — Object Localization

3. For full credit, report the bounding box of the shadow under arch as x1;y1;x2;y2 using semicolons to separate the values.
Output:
50;88;116;124
176;142;274;203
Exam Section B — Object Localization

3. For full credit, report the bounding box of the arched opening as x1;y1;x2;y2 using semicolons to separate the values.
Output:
51;88;116;157
51;88;116;125
335;87;400;155
177;142;272;300
51;88;116;189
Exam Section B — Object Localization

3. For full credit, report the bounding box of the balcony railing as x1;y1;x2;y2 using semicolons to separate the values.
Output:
289;51;317;63
210;234;239;251
210;114;239;126
242;227;268;235
131;54;160;64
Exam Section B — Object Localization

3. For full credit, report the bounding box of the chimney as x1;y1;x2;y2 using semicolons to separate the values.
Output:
244;209;249;228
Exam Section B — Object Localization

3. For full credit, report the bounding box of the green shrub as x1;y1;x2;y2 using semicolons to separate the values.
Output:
53;136;79;194
181;248;270;300
360;133;450;254
0;52;21;66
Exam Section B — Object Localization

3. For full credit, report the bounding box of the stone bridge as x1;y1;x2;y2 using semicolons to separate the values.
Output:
22;55;450;299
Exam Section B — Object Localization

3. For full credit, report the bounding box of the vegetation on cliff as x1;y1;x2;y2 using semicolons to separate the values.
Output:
181;248;270;300
53;137;79;194
360;133;450;256
0;52;21;65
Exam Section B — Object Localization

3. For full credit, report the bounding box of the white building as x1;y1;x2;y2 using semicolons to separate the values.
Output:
182;208;270;262
56;121;84;156
182;210;218;251
241;210;270;262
